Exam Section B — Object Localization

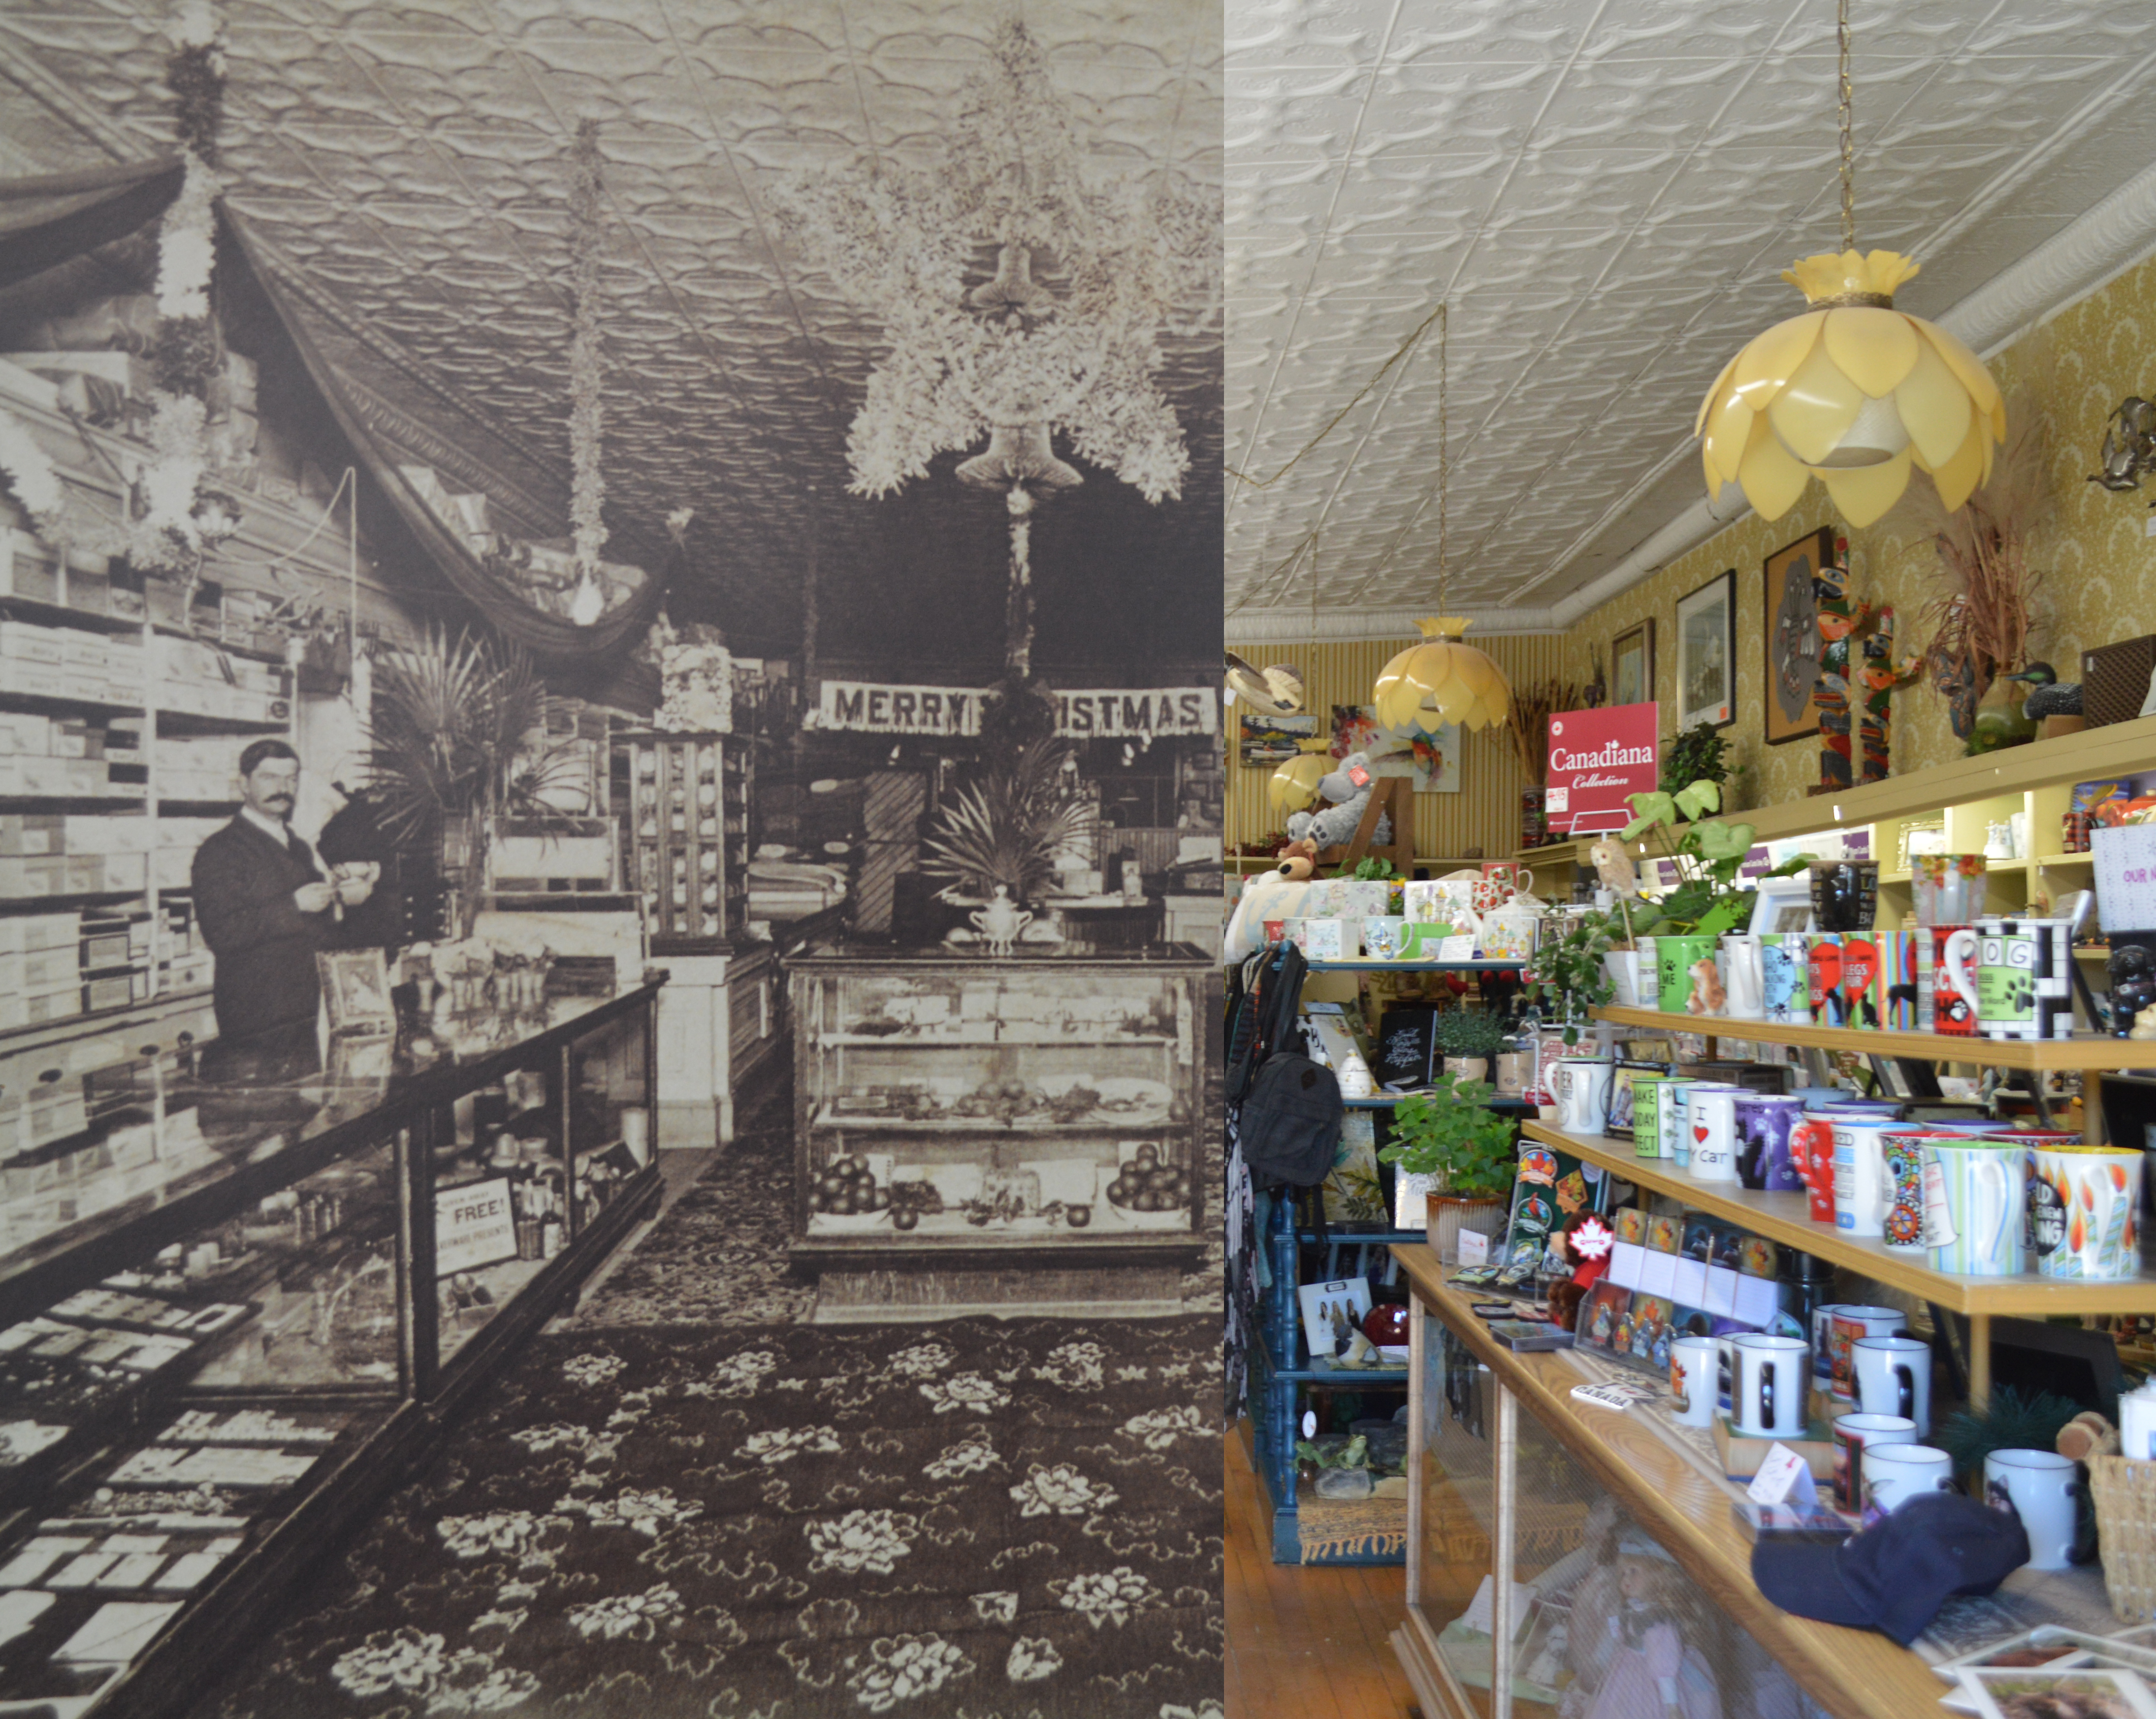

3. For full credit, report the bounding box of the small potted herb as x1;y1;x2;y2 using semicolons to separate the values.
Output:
1522;908;1619;1044
1435;1007;1507;1083
1378;1073;1518;1263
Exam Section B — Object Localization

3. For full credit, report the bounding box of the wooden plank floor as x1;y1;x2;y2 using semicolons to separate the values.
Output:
1225;1427;1420;1719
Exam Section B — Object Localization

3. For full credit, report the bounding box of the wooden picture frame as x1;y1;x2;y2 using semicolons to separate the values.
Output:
318;948;396;1038
1673;569;1736;731
1611;618;1655;710
1763;525;1835;745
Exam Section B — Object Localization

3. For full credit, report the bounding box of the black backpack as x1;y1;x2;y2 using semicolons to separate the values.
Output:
1228;943;1344;1189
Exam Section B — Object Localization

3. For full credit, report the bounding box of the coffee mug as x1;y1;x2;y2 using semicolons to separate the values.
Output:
1263;918;1287;946
1864;1443;1954;1520
1807;933;1847;1026
1879;1129;1937;1250
1922;924;1981;1036
1852;1334;1932;1436
1926;1138;2028;1276
1812;1303;1852;1387
1733;1093;1805;1191
1912;853;1986;928
1828;1305;1905;1400
1494;1051;1529;1099
2030;1145;2144;1280
1554;1058;1614;1137
1790;1115;1838;1224
1809;858;1879;934
1831;1118;1906;1239
1670;1334;1721;1428
1731;1333;1808;1439
1975;917;2075;1041
1761;932;1812;1023
1985;1449;2075;1571
1361;916;1407;960
1637;1076;1698;1162
1656;933;1720;1014
1684;1085;1743;1181
1833;1413;1917;1512
1720;935;1766;1020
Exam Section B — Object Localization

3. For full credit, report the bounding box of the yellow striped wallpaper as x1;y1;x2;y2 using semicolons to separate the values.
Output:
1219;634;1570;861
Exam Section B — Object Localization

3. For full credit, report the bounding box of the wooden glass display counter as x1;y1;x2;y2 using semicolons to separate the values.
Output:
0;983;663;1719
1393;1245;1951;1719
784;941;1210;1321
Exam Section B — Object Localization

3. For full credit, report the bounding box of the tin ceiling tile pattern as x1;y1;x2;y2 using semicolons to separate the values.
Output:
1225;0;2156;622
0;0;1223;651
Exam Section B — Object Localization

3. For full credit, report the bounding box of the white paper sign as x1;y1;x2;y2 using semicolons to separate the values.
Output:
1457;1229;1490;1266
435;1176;518;1276
2094;825;2156;934
1733;1274;1781;1329
1747;1443;1819;1509
1639;1250;1678;1298
1459;1573;1536;1637
1607;1240;1647;1291
1670;1257;1708;1306
1704;1265;1739;1317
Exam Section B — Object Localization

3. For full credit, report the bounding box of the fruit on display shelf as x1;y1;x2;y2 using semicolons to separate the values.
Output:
807;1154;891;1216
1105;1142;1190;1213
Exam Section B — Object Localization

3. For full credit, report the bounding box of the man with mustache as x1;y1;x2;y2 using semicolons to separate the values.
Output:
191;738;372;1062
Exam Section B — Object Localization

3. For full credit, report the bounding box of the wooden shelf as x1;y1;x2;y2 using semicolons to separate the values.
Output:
1593;1003;2156;1071
1395;1249;1958;1719
1522;1119;2156;1315
1306;958;1524;972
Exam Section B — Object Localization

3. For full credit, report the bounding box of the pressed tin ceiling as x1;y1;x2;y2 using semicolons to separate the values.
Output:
1224;0;2156;633
0;0;1223;668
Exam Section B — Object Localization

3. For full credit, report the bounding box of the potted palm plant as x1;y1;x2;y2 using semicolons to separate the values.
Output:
365;626;588;941
1378;1073;1518;1262
921;736;1098;928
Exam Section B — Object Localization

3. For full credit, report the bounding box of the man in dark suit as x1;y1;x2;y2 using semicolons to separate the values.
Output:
191;738;372;1065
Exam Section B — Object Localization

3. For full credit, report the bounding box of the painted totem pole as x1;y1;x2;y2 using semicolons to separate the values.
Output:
1857;606;1923;783
1812;539;1876;794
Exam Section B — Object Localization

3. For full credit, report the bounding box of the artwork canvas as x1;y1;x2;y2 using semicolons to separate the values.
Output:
1297;1277;1374;1361
1322;1111;1387;1223
1239;710;1316;767
1764;526;1835;744
1333;704;1460;794
1675;569;1737;730
1611;618;1655;709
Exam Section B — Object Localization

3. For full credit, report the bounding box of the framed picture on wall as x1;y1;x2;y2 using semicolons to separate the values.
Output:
1611;618;1654;709
1763;525;1834;745
1674;569;1736;730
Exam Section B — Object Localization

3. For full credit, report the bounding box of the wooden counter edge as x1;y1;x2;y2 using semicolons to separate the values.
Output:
1391;1242;1948;1719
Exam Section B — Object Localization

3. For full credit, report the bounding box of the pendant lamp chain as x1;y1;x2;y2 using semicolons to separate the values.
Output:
1436;301;1449;614
1837;0;1856;255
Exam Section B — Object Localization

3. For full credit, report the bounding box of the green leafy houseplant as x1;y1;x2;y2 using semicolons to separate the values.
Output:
1521;908;1620;1043
1435;1007;1507;1064
1335;855;1398;881
1658;722;1730;798
1378;1074;1518;1200
1614;778;1806;940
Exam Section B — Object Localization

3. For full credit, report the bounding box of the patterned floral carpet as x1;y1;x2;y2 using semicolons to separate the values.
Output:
184;1101;1225;1719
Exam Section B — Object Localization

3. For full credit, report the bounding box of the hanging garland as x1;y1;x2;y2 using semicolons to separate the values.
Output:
0;408;65;537
565;120;606;624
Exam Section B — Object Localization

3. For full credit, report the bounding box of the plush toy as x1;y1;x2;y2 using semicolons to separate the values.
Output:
1221;839;1320;965
1285;750;1393;851
1684;957;1725;1016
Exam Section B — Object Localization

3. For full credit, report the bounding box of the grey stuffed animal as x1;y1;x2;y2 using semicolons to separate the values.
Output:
1285;750;1392;849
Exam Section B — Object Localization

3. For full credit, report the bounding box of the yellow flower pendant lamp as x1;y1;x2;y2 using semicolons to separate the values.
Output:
1375;617;1511;732
1365;306;1514;733
1267;739;1334;817
1696;0;2003;529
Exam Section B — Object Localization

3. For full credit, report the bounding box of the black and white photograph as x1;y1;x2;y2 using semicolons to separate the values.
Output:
0;4;1221;1717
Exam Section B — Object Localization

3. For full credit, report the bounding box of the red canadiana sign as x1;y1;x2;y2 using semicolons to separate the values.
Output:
1544;703;1659;835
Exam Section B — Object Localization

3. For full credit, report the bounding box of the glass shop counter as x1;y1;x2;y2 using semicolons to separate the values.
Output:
0;982;662;1719
784;941;1210;1321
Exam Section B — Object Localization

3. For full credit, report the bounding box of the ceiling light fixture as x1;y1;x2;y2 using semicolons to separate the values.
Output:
1694;0;2004;527
1268;739;1334;817
1372;305;1513;732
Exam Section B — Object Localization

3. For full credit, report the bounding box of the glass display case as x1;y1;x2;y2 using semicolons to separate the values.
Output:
0;983;662;1719
611;729;749;950
785;942;1210;1320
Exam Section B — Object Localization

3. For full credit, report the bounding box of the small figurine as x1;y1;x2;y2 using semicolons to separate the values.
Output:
969;885;1032;958
2108;944;2156;1038
2003;661;2083;722
1589;839;1639;898
1684;957;1725;1016
1813;543;1877;793
1856;606;1922;783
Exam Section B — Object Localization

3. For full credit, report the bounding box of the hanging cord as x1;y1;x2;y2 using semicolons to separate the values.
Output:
1436;302;1449;614
1225;301;1445;489
1838;0;1857;255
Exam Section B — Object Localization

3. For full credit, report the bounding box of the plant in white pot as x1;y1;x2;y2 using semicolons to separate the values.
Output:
1378;1073;1518;1263
1435;1007;1507;1083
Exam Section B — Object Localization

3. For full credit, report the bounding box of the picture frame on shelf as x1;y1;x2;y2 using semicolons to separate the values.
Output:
1747;875;1813;936
1611;618;1655;710
1297;1277;1373;1360
1675;568;1737;731
318;949;395;1037
1898;817;1948;872
1763;526;1835;745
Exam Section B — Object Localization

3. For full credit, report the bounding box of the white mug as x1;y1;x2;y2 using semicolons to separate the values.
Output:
1831;1118;1902;1238
1732;1334;1808;1439
2123;1383;2156;1462
1828;1304;1905;1401
1720;935;1766;1020
1670;1334;1721;1428
1685;1086;1743;1182
1852;1335;1932;1437
1985;1449;2075;1571
1832;1412;1917;1512
1554;1058;1614;1137
1863;1444;1954;1518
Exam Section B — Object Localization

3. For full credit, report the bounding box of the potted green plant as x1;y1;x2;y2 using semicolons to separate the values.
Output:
1522;907;1620;1044
921;736;1098;910
1435;1007;1507;1083
1658;722;1730;800
1378;1072;1518;1262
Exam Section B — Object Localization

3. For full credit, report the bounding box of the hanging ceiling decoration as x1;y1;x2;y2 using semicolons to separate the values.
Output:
1267;739;1333;817
1694;0;2005;529
1371;305;1513;733
770;17;1218;678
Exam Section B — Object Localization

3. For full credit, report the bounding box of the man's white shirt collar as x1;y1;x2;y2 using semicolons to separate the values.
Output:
240;805;292;846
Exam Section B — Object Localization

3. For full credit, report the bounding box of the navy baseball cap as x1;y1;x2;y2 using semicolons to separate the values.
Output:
1752;1492;2029;1646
